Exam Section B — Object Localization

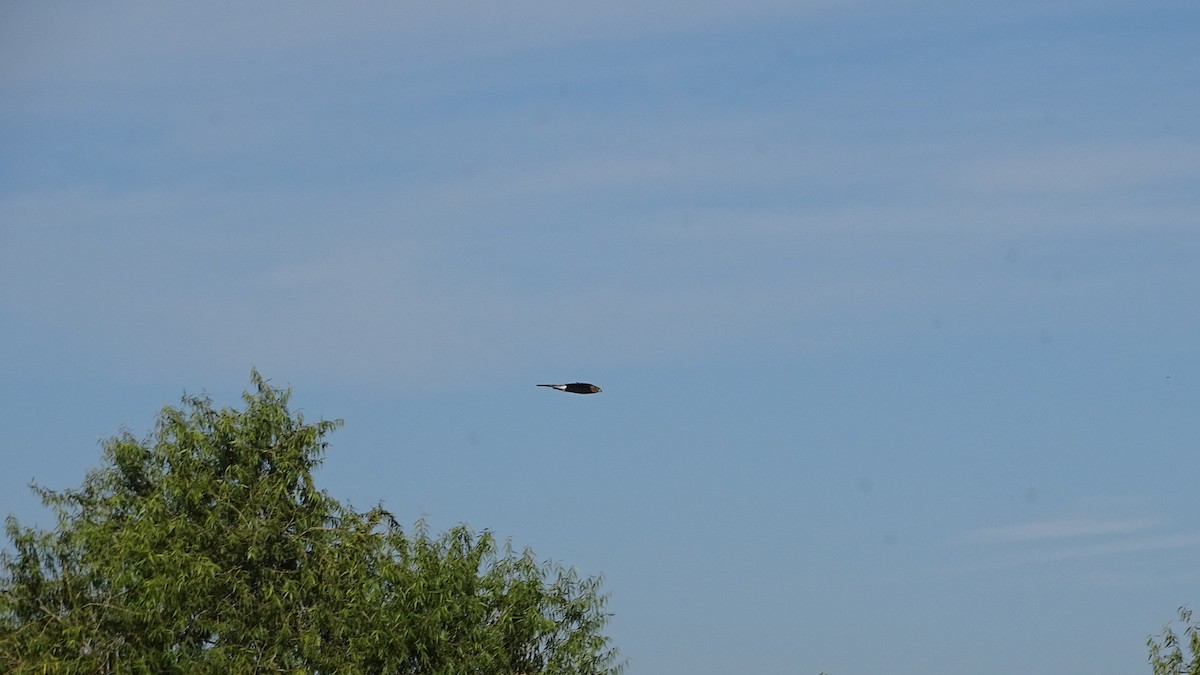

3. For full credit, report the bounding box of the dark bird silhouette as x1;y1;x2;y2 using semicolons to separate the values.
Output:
538;383;602;394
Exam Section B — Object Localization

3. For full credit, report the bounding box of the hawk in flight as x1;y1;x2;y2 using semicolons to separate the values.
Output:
538;383;603;394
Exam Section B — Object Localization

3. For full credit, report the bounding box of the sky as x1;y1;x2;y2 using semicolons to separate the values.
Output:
2;1;1198;672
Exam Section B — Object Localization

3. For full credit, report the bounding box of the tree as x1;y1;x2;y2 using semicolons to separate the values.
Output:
0;372;621;674
1148;607;1200;675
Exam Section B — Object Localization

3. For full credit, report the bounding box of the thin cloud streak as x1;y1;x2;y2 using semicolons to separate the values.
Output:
0;0;859;84
958;138;1200;193
974;532;1200;570
963;514;1200;571
967;517;1158;543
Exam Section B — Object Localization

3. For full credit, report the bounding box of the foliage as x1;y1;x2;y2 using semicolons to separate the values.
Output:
0;371;620;674
1149;607;1200;675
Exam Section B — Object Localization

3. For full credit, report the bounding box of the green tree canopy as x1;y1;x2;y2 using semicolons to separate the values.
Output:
0;372;620;674
1149;607;1200;675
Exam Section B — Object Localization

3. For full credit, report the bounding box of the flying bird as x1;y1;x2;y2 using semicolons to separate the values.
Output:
538;383;602;394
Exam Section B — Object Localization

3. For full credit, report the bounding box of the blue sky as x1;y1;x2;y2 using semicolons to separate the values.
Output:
2;1;1198;672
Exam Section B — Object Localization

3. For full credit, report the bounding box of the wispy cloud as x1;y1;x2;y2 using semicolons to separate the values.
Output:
975;532;1200;570
967;517;1158;543
963;515;1200;571
957;138;1200;193
0;1;863;84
